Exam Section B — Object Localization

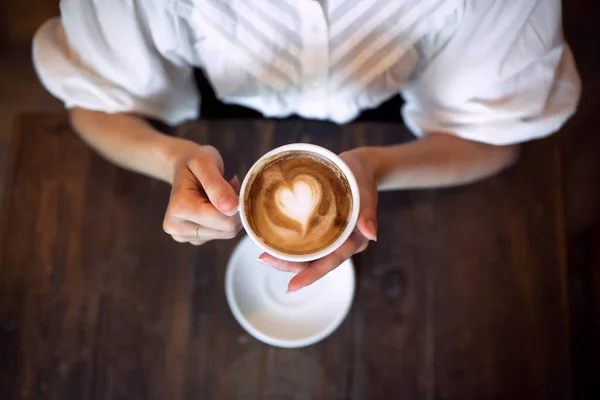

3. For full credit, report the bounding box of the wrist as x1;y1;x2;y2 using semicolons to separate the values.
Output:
351;146;409;191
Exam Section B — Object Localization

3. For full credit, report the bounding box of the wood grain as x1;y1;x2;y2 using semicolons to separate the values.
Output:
561;3;600;397
0;115;570;399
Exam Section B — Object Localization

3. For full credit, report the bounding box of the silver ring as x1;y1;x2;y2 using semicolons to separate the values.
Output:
194;224;200;239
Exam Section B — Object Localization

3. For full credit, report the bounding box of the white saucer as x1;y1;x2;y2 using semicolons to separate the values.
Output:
225;235;355;348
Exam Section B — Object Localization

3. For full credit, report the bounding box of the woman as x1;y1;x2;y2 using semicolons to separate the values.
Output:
33;0;580;292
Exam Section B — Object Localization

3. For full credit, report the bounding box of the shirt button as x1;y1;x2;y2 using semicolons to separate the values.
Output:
308;79;321;89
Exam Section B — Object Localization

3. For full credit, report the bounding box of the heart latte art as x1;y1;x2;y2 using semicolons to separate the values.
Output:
275;175;321;232
245;151;352;255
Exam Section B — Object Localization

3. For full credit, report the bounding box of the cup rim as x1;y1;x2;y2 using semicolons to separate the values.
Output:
238;143;360;262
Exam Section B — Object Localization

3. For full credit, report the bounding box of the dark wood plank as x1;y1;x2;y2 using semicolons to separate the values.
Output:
0;114;570;399
562;2;600;398
432;139;570;399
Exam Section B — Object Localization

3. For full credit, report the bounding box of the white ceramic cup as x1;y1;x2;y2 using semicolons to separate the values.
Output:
238;143;360;262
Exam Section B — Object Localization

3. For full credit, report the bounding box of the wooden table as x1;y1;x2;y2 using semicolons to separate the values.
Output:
0;114;571;399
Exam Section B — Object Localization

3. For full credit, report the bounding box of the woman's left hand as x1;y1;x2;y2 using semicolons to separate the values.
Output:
258;148;378;292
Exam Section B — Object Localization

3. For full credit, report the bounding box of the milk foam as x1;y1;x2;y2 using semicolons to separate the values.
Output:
275;175;321;232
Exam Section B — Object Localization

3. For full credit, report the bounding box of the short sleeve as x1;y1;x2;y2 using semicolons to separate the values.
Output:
33;0;199;126
401;0;581;145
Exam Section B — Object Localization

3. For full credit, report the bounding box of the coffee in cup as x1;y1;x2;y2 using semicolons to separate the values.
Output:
239;144;360;262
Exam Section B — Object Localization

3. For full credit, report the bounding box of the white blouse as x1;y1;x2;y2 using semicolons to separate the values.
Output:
33;0;581;145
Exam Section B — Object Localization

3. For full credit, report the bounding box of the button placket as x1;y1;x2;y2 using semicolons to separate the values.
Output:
297;0;329;118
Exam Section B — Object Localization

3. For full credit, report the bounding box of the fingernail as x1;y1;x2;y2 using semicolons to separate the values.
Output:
219;195;237;214
367;220;378;241
286;288;296;294
256;256;269;265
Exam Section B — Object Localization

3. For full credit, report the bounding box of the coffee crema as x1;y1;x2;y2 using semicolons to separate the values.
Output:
245;151;352;255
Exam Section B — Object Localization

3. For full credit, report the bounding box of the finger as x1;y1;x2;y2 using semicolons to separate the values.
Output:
340;152;378;241
164;220;240;240
167;197;239;232
355;240;369;254
172;235;207;246
229;175;241;195
178;229;241;241
172;235;188;243
288;232;367;292
257;253;311;273
357;216;377;242
356;188;378;241
196;224;240;239
187;158;238;216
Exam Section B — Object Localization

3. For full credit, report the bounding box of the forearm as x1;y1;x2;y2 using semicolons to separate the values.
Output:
357;134;521;191
69;108;201;184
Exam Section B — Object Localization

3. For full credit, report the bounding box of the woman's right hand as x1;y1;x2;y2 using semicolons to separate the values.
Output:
162;142;242;245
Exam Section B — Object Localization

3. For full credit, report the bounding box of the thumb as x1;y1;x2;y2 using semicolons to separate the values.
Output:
188;158;239;216
356;189;378;242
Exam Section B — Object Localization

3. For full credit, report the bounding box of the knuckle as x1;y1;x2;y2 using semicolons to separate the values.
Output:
220;218;237;232
163;219;184;236
356;242;369;254
186;154;205;169
162;219;174;234
203;146;224;169
172;235;187;243
203;145;218;155
222;230;238;239
188;149;223;175
351;232;366;248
